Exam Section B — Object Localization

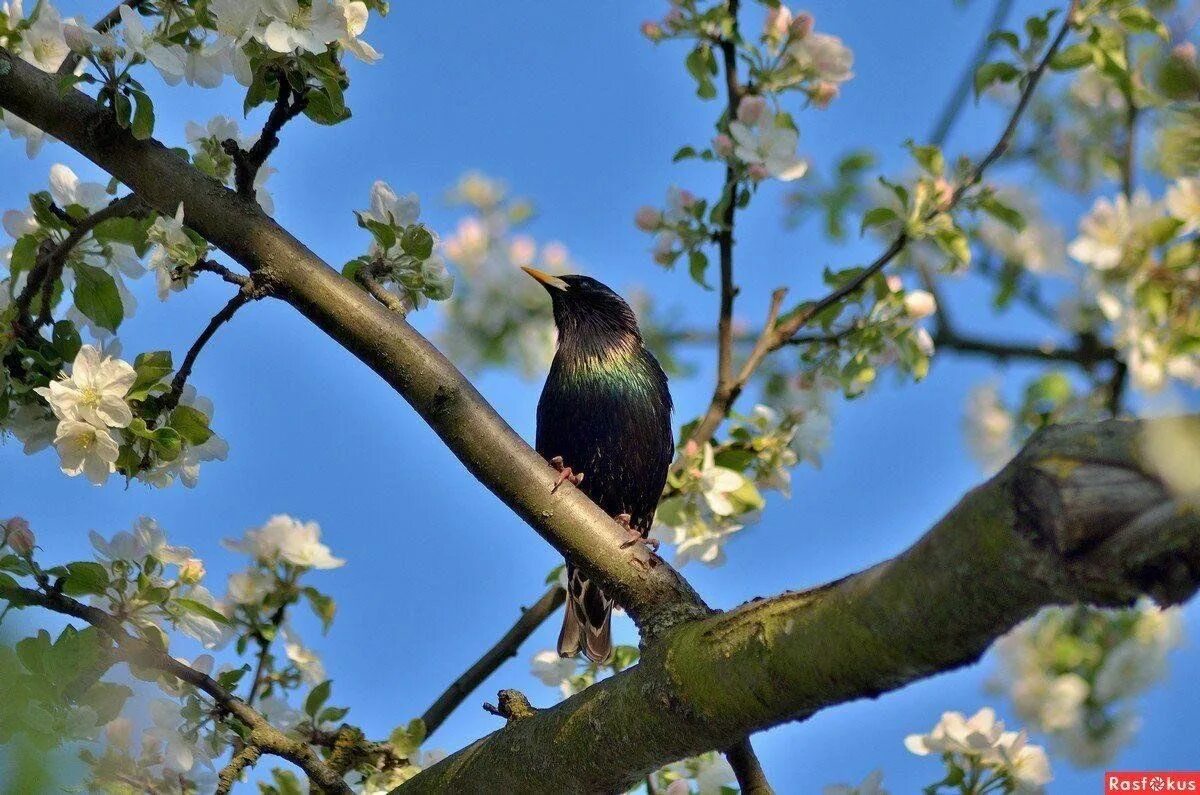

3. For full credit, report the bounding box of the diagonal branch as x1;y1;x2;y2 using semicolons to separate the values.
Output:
397;415;1200;793
162;285;258;412
0;583;352;794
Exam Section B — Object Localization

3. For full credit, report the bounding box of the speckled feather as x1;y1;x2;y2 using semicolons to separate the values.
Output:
532;275;674;662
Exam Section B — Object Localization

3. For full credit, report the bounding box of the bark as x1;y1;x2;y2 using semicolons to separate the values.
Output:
397;418;1200;793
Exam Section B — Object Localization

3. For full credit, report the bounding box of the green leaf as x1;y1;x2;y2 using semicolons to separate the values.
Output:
303;588;337;634
175;598;231;626
9;236;39;282
673;145;698;162
128;351;173;401
687;250;711;289
61;562;109;597
305;680;332;718
93;216;152;256
860;206;899;234
979;195;1026;231
400;226;435;259
51;320;82;362
974;61;1022;98
1117;6;1167;38
113;92;133;130
130;89;155;140
1050;42;1093;71
318;706;350;724
169;405;213;446
80;682;133;724
72;262;124;332
150;427;183;462
987;30;1020;53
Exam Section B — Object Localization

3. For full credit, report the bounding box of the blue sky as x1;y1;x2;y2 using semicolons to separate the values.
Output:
3;1;1198;792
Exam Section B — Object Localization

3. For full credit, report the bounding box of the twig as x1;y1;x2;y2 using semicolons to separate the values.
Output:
421;585;565;737
0;583;352;794
309;726;409;775
216;744;262;795
247;585;294;707
163;287;255;411
193;259;251;288
355;266;407;314
714;0;743;393
726;739;774;795
57;0;144;76
933;328;1115;365
681;0;1081;451
12;194;146;331
224;74;308;199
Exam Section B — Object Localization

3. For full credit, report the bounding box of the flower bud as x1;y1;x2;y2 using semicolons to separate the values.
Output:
663;9;684;31
904;290;937;319
640;21;664;41
4;517;34;556
736;95;767;125
676;189;698;209
509;235;536;267
811;81;839;108
933;177;955;211
712;133;734;158
635;206;663;232
63;25;91;54
791;12;814;39
1173;42;1197;63
178;557;206;585
886;274;903;293
542;242;568;269
747;163;769;182
764;5;793;43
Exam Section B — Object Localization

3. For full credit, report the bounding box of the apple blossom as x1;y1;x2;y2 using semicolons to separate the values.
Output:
635;206;663;231
729;112;808;181
787;31;854;85
223;514;345;569
712;133;733;157
823;769;888;795
4;516;35;555
1166;177;1200;233
34;344;136;429
735;94;767;125
1068;190;1160;271
902;290;936;319
259;0;343;56
51;419;120;484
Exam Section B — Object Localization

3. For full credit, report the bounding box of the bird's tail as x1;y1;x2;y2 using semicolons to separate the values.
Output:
557;563;613;663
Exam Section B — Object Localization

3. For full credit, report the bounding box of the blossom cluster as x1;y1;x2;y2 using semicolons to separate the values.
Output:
992;600;1182;767
905;707;1053;793
0;0;383;152
345;180;455;312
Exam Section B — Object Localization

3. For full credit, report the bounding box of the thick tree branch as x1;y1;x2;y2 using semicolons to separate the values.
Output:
421;584;565;737
0;49;707;638
0;584;352;794
398;415;1200;793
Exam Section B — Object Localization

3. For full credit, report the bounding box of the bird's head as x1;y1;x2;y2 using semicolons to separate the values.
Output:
522;268;641;344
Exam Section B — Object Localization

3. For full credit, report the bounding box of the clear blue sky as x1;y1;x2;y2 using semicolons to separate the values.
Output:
3;2;1197;792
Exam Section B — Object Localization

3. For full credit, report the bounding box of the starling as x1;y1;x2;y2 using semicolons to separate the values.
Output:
524;267;674;663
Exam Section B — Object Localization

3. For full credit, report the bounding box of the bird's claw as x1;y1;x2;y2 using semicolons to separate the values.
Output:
549;455;584;493
616;514;660;566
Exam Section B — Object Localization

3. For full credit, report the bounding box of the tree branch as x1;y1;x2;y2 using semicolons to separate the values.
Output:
0;48;708;638
681;1;1081;451
397;415;1200;793
223;73;308;199
163;285;257;411
0;584;352;794
421;584;565;737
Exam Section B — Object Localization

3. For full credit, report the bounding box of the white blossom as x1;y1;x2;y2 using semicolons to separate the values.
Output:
1166;177;1200;233
223;514;346;569
34;344;136;428
787;32;854;84
48;419;120;483
118;6;186;83
226;568;274;605
259;0;343;56
1068;190;1160;271
143;699;210;772
20;3;71;72
147;204;203;300
89;516;195;567
964;384;1014;472
530;649;577;696
284;626;327;684
823;769;888;795
362;180;420;227
48;163;109;212
334;0;381;63
728;112;808;181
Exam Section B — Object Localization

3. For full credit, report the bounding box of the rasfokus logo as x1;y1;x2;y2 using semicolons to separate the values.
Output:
1106;772;1200;793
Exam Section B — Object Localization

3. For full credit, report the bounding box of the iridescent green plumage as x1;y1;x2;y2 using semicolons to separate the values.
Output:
528;273;674;663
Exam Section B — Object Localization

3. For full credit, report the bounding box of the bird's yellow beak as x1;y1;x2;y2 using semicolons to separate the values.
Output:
521;266;568;291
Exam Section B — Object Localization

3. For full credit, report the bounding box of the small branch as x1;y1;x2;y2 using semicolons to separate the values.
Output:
929;0;1018;146
193;259;251;288
421;584;565;737
355;266;407;314
310;726;409;775
933;328;1117;366
0;584;352;794
714;0;743;393
247;583;295;707
681;0;1081;451
224;75;308;199
216;743;262;795
57;0;144;76
726;739;774;795
481;689;538;723
12;194;146;331
163;287;256;411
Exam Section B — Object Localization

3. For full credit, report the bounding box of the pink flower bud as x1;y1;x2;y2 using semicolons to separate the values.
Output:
1173;42;1197;63
664;9;685;31
712;133;734;158
5;517;34;556
933;177;955;210
764;5;793;42
791;12;814;39
736;95;768;125
747;163;769;182
811;81;839;108
635;206;663;232
509;235;536;267
640;21;664;41
886;275;903;293
675;189;698;209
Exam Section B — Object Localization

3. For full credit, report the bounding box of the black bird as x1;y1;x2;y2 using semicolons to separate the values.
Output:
524;267;674;663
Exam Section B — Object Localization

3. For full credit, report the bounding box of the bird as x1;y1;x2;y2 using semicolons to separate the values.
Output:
523;267;674;663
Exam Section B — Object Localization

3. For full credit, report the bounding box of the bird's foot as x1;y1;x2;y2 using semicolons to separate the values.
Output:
616;514;660;566
549;456;584;493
